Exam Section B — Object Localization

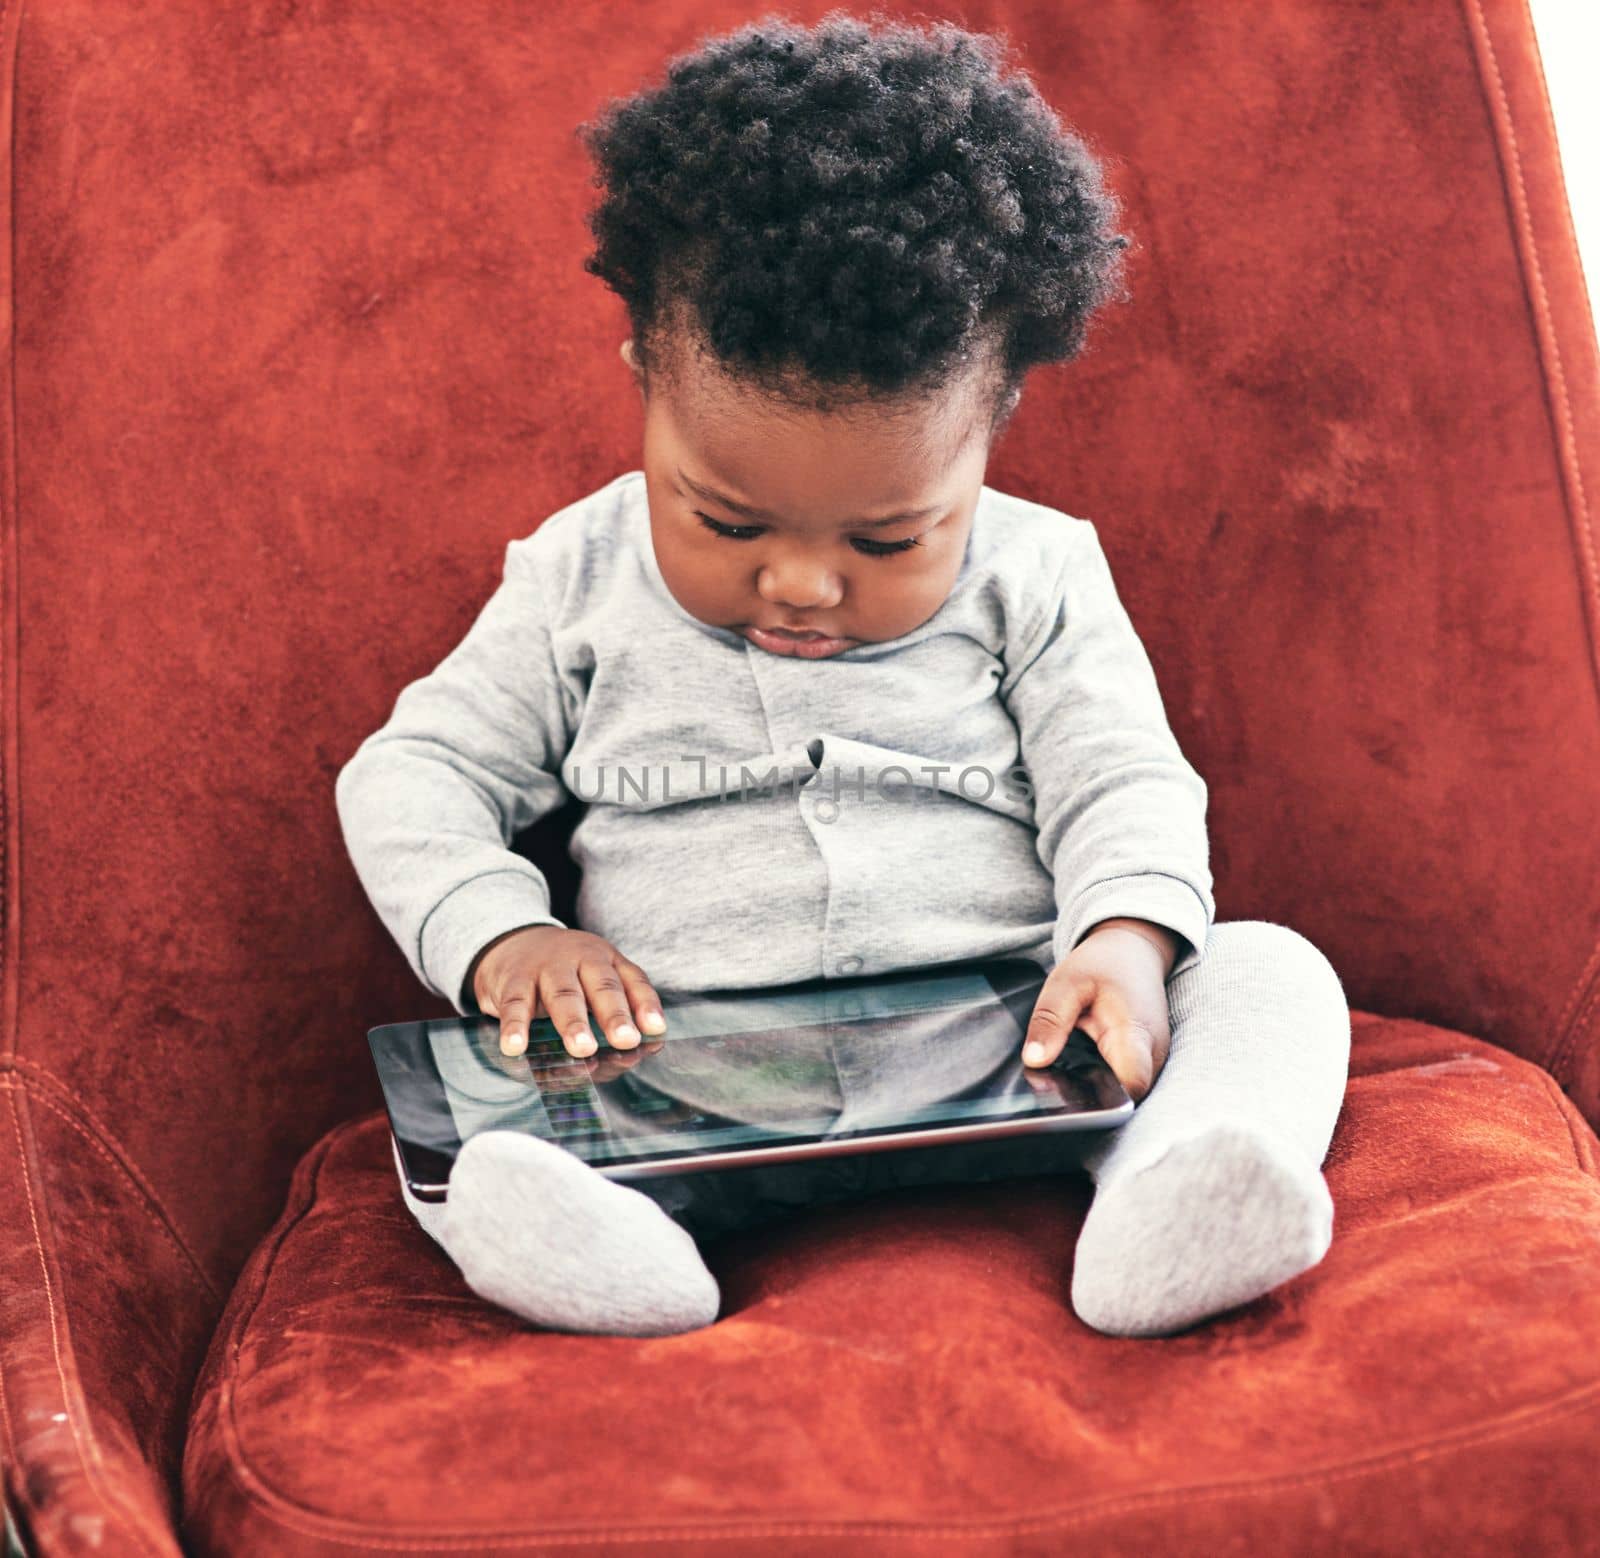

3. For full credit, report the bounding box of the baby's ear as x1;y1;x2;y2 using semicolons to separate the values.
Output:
621;338;649;399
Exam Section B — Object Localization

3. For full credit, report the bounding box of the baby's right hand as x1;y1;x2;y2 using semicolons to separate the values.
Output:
469;925;669;1059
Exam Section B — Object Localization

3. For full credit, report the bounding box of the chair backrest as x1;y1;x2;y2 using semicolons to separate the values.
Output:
2;0;1596;1300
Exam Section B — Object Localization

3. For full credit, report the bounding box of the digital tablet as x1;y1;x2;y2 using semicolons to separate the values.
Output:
370;954;1134;1203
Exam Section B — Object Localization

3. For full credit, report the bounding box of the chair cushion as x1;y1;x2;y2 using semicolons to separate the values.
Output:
181;1014;1600;1555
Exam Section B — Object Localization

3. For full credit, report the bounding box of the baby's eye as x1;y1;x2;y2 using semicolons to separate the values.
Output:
696;513;763;542
695;512;922;558
851;534;922;558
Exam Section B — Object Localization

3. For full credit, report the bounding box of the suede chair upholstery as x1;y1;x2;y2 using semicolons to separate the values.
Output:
3;0;1600;1553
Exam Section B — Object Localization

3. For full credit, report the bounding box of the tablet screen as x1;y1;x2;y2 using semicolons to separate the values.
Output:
371;957;1130;1180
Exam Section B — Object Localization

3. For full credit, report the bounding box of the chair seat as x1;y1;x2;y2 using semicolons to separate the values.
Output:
180;1014;1600;1556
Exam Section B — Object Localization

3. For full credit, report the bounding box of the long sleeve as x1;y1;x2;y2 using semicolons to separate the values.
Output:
335;536;576;1017
1000;520;1215;980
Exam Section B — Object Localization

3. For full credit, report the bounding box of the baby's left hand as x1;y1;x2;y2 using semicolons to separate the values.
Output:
1020;922;1176;1103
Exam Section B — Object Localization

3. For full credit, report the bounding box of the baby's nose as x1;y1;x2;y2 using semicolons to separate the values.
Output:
758;558;841;609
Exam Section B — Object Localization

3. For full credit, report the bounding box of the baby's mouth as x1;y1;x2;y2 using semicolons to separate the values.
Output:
743;624;855;658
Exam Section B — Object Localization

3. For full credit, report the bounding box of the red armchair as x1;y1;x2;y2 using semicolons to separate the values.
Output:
4;1;1600;1552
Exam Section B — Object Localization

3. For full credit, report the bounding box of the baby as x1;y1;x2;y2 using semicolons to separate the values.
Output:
336;14;1351;1341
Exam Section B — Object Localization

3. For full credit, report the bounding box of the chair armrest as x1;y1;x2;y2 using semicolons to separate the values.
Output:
0;1068;222;1556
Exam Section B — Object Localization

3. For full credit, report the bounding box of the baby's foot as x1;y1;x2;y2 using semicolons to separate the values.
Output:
441;1130;721;1336
1071;1121;1334;1337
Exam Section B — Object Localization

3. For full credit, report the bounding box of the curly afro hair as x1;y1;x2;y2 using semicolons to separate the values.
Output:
574;9;1133;442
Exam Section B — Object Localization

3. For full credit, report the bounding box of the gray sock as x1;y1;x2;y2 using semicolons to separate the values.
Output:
392;1129;721;1336
1070;919;1352;1337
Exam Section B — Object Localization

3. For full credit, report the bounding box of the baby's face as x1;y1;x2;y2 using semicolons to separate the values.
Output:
626;338;992;659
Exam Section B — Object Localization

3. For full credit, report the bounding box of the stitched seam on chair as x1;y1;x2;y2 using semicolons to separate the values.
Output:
1461;0;1600;1092
1535;1063;1600;1180
0;1065;221;1302
206;1123;1600;1550
210;1376;1600;1548
3;1082;166;1557
1545;949;1600;1120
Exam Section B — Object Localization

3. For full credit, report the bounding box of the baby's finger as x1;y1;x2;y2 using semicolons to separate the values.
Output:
1094;1019;1158;1103
1021;970;1091;1068
579;958;643;1050
614;956;668;1037
538;964;598;1058
495;981;539;1057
